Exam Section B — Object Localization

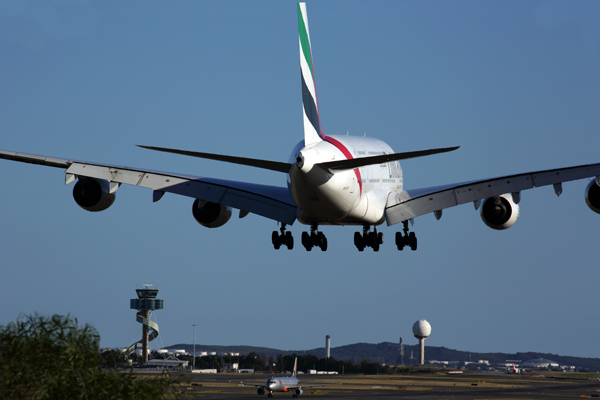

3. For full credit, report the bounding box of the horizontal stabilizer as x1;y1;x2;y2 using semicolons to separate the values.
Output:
138;145;292;173
316;146;460;173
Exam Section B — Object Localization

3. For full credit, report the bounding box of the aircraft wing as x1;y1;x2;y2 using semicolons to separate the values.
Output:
0;149;297;225
385;162;600;225
237;382;265;387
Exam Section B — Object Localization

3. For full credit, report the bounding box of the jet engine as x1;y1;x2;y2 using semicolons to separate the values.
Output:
585;180;600;214
480;193;519;230
192;199;232;228
73;177;116;212
257;387;265;395
294;388;304;396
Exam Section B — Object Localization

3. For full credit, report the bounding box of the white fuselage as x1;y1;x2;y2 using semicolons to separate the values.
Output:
287;135;403;226
265;376;299;393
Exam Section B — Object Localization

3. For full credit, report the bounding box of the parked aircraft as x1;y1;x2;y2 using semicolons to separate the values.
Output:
239;358;327;398
0;3;599;252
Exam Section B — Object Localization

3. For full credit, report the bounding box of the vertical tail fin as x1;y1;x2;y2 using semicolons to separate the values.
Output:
298;2;323;146
292;357;298;378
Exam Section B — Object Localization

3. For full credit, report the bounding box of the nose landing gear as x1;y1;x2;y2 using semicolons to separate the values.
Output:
301;224;328;251
395;220;417;251
354;225;383;252
272;224;294;250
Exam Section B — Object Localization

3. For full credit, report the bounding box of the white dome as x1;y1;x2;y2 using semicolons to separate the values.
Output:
412;319;431;338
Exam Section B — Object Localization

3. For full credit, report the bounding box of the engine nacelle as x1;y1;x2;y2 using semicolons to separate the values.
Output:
585;180;600;214
73;177;116;212
294;388;303;396
192;199;232;228
480;193;519;230
257;387;265;395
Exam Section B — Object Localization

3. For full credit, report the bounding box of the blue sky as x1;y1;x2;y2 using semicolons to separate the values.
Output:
1;0;599;359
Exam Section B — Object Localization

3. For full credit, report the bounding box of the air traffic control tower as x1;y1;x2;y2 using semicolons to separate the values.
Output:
129;285;163;364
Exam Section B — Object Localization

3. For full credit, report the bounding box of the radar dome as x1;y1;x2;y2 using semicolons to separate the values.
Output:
412;319;431;339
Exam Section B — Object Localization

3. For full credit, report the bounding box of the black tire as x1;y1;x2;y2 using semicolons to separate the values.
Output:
373;241;380;252
409;232;417;251
301;231;309;247
316;231;325;246
377;231;384;244
287;233;294;250
395;232;404;251
321;237;328;251
272;231;281;250
354;232;362;248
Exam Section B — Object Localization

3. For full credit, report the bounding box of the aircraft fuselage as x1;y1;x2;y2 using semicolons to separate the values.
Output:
288;135;403;225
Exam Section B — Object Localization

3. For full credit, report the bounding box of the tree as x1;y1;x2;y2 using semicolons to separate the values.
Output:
0;313;181;400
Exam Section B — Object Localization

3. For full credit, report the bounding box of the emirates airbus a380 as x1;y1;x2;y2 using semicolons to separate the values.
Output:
1;3;599;252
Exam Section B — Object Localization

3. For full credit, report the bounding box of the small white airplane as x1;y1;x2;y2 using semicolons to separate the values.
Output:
239;358;327;398
1;3;599;252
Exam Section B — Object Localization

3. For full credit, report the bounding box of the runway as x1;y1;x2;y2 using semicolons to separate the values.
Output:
152;371;600;399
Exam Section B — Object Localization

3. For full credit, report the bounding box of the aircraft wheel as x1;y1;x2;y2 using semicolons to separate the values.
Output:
285;231;294;249
302;231;309;246
302;231;312;251
395;232;404;251
272;231;281;250
316;231;325;247
321;236;328;251
409;232;417;251
377;232;384;244
354;232;362;247
373;239;380;252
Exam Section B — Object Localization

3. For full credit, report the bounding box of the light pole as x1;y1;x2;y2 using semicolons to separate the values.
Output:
192;324;196;371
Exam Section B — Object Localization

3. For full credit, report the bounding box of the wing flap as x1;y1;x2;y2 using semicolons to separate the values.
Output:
453;174;534;204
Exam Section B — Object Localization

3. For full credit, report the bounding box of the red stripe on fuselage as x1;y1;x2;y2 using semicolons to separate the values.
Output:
323;135;362;195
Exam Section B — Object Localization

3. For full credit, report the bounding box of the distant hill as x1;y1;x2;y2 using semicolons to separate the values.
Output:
166;342;600;371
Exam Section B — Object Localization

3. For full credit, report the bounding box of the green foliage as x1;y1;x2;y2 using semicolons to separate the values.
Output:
0;313;181;400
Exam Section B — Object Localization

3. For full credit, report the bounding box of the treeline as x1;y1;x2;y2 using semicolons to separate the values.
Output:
172;352;406;374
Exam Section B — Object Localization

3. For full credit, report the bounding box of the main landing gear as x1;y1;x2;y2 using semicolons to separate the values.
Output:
301;224;328;251
354;225;384;252
396;220;417;251
272;224;294;250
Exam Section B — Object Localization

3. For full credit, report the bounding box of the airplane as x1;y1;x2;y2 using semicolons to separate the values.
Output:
238;358;329;398
0;3;599;252
506;360;522;374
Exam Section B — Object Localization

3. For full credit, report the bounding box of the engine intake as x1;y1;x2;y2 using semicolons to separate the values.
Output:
257;387;265;395
585;180;600;214
192;199;232;228
73;177;116;212
294;388;304;396
480;193;519;230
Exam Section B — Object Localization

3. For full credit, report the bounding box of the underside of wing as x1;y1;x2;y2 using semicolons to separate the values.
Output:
385;162;600;225
66;163;297;224
0;149;297;225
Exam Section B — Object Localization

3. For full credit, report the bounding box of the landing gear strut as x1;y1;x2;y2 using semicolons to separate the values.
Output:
395;221;417;251
354;225;383;252
272;224;294;250
301;224;328;251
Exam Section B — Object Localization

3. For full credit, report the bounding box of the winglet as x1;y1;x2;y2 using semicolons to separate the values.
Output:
298;3;323;146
